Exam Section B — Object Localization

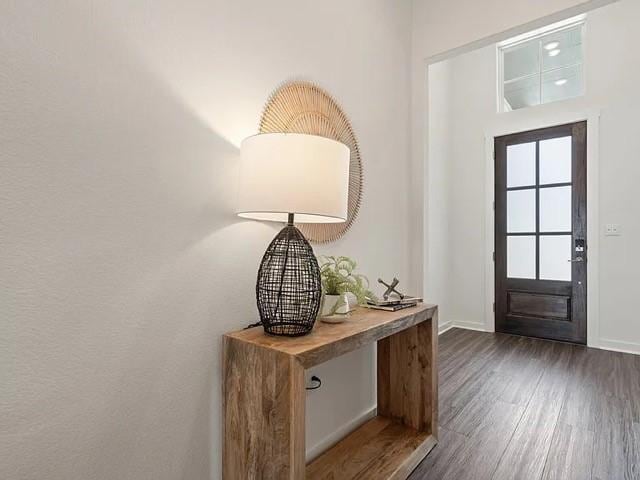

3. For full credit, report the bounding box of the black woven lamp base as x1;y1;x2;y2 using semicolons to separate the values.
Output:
256;218;321;336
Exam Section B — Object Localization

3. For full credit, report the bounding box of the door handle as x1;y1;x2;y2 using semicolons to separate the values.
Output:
568;258;584;262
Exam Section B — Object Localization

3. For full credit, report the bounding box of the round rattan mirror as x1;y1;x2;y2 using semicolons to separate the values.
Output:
259;81;363;243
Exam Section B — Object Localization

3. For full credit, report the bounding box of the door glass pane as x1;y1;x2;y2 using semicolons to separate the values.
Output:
540;235;572;281
540;186;572;232
540;136;572;184
508;236;536;279
507;142;536;187
508;189;536;233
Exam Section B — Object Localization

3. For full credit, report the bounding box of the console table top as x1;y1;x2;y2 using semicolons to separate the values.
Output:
224;303;437;368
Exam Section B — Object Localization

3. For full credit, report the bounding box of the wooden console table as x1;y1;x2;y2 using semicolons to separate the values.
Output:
223;304;438;479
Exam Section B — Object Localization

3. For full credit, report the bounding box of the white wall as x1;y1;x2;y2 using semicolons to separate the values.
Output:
0;1;412;479
426;61;453;330
435;44;497;332
427;0;640;352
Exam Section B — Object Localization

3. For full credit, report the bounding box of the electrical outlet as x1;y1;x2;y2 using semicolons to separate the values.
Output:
605;224;621;236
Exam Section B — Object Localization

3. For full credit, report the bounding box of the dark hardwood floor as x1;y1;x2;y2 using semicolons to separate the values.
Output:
410;328;640;480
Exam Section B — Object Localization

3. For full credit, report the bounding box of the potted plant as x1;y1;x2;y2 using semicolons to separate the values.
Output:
318;256;375;320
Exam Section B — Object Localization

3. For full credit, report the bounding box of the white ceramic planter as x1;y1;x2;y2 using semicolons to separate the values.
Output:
321;293;350;320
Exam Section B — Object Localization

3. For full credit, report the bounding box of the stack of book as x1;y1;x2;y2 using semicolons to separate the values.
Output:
363;296;423;312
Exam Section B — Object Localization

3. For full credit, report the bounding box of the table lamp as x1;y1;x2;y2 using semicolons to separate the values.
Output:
237;133;350;336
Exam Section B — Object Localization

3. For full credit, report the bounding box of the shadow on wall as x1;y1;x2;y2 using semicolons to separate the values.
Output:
3;2;275;480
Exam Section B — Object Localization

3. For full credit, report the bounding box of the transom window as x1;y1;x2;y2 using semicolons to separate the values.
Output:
498;16;585;112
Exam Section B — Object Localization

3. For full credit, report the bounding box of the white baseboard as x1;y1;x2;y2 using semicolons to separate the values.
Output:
596;338;640;356
439;321;454;335
450;320;490;332
305;406;377;462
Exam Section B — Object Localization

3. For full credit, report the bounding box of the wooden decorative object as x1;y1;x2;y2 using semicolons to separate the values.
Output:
259;81;363;243
223;304;439;479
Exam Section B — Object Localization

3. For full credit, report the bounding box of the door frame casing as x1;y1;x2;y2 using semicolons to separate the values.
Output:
482;108;600;348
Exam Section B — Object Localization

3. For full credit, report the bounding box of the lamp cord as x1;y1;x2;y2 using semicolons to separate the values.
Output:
306;376;322;390
244;321;262;330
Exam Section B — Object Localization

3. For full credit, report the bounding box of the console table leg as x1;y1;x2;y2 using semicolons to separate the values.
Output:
377;314;438;437
223;337;305;479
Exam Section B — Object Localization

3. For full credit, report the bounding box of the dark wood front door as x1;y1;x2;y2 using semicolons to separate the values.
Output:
495;122;587;344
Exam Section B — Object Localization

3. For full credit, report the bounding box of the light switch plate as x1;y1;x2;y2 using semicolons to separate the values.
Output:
605;224;621;236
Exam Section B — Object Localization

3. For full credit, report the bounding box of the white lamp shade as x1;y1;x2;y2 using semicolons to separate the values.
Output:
237;133;350;223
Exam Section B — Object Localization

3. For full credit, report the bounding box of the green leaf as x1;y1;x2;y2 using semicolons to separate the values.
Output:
317;255;371;305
